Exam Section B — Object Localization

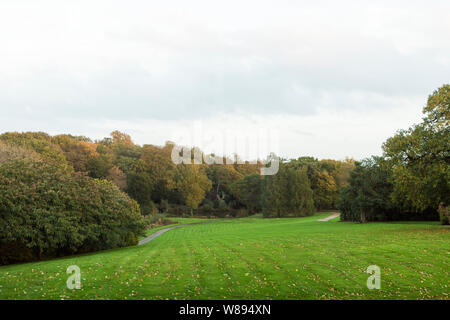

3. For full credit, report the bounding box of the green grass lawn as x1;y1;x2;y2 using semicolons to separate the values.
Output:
141;217;218;238
0;213;448;300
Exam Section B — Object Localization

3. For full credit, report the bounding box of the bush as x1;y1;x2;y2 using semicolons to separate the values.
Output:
0;157;146;265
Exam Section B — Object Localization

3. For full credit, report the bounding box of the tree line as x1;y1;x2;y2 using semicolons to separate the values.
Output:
0;127;352;264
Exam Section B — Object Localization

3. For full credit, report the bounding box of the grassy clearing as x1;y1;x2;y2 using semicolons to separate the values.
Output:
0;213;448;300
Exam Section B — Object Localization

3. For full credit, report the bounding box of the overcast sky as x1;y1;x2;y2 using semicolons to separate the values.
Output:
1;0;449;160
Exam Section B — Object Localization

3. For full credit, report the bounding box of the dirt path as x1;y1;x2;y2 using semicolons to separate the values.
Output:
138;221;216;246
317;212;340;222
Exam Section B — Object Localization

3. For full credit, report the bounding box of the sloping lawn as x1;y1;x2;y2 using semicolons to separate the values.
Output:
0;213;448;299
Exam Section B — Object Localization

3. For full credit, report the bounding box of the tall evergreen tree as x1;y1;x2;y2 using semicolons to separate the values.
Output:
289;166;315;216
262;163;315;217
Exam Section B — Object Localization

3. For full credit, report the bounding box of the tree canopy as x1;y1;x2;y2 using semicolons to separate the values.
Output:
341;84;449;223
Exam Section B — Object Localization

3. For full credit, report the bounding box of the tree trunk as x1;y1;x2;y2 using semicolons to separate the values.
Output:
360;208;367;223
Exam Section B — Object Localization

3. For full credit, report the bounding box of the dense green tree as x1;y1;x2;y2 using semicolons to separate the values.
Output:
87;154;114;179
289;157;345;210
262;163;287;218
288;166;315;216
231;173;263;213
262;163;315;217
126;172;155;213
338;157;397;223
382;84;449;213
